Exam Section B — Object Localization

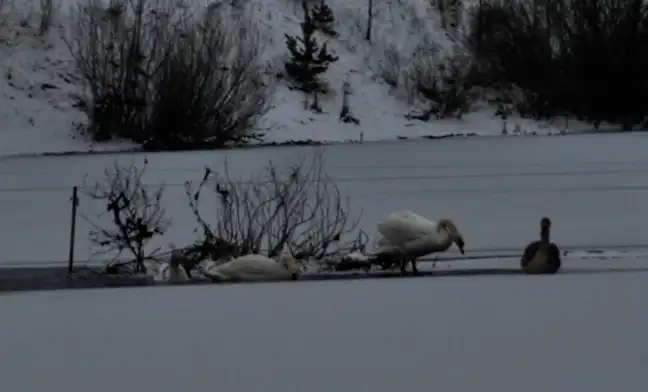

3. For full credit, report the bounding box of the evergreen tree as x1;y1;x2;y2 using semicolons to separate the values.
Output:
312;0;337;37
284;1;339;92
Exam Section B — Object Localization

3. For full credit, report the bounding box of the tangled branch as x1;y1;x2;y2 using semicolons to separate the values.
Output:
185;151;367;262
81;158;170;273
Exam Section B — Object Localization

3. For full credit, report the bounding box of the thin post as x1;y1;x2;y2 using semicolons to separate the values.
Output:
365;0;373;42
67;186;79;275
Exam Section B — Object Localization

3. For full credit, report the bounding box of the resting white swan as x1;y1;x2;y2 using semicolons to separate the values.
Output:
154;249;190;283
201;253;302;282
374;210;465;275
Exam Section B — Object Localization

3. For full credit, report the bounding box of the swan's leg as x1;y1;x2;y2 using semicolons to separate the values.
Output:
399;258;408;275
411;259;420;276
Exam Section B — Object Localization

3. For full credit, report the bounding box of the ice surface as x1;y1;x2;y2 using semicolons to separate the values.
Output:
2;132;648;264
0;269;647;392
1;128;648;392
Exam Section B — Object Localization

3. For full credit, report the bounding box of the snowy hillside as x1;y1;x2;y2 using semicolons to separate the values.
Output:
0;0;607;157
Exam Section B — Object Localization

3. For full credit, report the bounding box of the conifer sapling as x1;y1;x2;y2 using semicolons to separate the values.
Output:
312;0;337;37
284;1;339;92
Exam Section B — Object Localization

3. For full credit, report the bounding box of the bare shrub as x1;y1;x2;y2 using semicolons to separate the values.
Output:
469;0;648;126
146;13;270;149
405;52;477;120
81;158;170;274
65;0;171;142
65;0;270;148
177;167;239;275
468;0;554;92
376;45;403;89
466;1;561;120
185;151;367;262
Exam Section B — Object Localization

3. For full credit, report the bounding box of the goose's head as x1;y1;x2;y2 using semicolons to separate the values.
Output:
541;217;552;229
439;219;465;255
540;217;552;242
277;254;302;280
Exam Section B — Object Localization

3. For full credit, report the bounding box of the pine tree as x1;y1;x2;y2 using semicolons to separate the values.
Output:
312;0;337;37
284;1;339;92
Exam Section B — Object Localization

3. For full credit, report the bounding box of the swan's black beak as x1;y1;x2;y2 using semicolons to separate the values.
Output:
456;239;465;255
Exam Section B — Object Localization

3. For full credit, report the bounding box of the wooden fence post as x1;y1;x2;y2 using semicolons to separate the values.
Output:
67;186;79;275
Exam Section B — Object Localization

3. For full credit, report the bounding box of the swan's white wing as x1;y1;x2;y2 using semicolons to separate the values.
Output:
198;259;217;274
210;255;280;280
233;255;278;273
401;234;446;256
198;257;231;275
346;251;370;261
403;212;438;232
207;260;242;280
374;236;400;254
378;210;438;246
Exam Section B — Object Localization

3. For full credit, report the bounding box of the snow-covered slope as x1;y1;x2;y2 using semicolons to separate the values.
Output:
0;0;607;157
0;0;139;155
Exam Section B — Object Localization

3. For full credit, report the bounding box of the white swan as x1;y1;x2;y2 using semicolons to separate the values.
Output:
154;249;190;283
201;253;302;282
374;210;465;275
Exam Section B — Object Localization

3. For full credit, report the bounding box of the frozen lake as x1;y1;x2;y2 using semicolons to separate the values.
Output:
2;133;648;264
0;260;647;392
2;134;648;392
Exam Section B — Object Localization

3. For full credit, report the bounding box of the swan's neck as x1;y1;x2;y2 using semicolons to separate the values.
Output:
540;226;550;243
436;229;454;251
169;264;179;277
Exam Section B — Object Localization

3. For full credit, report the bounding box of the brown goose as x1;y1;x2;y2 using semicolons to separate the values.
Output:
521;217;561;274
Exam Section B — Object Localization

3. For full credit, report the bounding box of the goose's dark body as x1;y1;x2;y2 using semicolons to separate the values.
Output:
521;217;562;274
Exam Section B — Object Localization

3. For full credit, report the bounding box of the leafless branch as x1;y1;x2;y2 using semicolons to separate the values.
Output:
185;151;367;263
179;168;238;272
64;0;182;142
146;11;271;148
80;158;171;274
405;51;477;120
377;44;404;89
65;0;271;148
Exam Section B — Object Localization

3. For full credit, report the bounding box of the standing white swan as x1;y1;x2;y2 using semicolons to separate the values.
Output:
374;210;465;275
201;253;302;282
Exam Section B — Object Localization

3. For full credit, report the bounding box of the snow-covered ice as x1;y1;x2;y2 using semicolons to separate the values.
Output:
1;266;647;392
2;132;648;264
0;0;616;157
1;1;647;388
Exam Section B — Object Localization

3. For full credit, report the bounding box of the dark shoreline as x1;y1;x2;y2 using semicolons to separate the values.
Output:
2;127;625;160
2;264;647;295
